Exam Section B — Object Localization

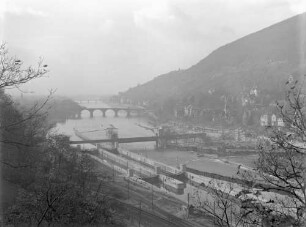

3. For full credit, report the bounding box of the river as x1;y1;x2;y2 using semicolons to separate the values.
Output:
55;101;257;178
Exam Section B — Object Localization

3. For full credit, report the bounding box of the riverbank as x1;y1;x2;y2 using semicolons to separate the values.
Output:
90;151;213;227
57;103;258;182
135;119;259;169
123;146;255;178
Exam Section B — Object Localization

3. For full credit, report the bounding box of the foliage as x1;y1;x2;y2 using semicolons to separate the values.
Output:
1;45;120;226
4;134;120;226
1;91;50;187
253;79;306;226
194;181;259;227
0;43;48;89
122;13;306;116
196;80;306;226
46;98;83;123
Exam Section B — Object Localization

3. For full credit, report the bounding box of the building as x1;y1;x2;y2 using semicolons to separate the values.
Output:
260;114;269;126
260;113;284;127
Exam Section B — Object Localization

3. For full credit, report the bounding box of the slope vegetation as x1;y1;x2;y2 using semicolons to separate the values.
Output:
123;13;306;103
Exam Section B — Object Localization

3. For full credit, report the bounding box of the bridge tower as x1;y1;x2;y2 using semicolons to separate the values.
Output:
156;126;169;149
106;125;118;150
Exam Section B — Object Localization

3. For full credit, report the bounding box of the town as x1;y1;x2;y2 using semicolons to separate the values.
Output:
1;1;306;227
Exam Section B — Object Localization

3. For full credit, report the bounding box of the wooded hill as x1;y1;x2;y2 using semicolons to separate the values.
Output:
122;13;306;106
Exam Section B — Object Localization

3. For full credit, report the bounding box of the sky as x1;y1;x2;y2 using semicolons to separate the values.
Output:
1;0;306;96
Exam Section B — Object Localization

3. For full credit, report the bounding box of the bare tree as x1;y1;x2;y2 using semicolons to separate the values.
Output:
195;79;306;226
0;43;52;146
0;44;52;224
253;79;306;226
1;45;121;226
4;134;120;226
0;43;48;89
194;180;260;227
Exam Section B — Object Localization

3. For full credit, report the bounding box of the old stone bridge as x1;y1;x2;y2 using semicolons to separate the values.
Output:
76;107;145;118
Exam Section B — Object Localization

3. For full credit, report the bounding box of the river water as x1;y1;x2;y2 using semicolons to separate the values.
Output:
56;102;257;178
54;101;261;207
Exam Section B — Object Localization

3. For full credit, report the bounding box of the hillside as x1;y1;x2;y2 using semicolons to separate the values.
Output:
122;13;306;105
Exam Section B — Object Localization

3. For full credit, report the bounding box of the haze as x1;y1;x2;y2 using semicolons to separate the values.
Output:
1;0;305;96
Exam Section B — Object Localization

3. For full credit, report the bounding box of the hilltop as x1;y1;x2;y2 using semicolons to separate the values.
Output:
122;13;306;106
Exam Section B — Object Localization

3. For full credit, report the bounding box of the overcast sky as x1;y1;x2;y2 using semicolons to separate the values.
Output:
1;0;306;96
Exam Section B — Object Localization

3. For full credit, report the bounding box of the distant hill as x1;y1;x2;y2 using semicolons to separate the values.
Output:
122;13;306;105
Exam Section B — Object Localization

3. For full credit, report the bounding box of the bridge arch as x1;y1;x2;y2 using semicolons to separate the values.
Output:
128;109;141;117
74;107;144;119
104;109;116;117
116;109;129;117
92;109;103;117
79;109;92;118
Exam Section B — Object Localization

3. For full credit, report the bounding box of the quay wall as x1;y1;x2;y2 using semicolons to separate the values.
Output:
118;148;183;175
98;149;155;177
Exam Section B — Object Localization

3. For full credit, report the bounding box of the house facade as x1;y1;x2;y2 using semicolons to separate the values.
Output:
260;113;284;127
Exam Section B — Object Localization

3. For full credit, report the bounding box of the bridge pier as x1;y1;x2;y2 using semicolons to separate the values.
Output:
113;141;119;149
126;110;131;118
89;110;94;118
156;138;167;150
155;139;159;150
102;110;106;117
77;112;81;119
114;110;119;117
